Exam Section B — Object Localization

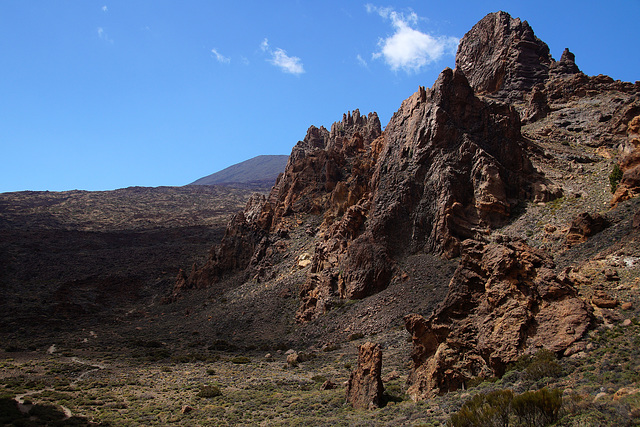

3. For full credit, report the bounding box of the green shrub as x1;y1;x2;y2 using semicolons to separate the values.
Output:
511;388;562;426
449;389;513;427
609;164;623;193
509;348;562;382
448;388;562;427
230;356;250;364
523;349;562;381
196;385;222;398
311;375;327;384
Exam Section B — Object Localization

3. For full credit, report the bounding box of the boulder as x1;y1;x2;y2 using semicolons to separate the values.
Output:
565;212;610;247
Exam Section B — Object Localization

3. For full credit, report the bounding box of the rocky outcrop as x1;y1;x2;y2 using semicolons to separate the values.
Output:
455;11;553;102
456;10;639;144
565;212;610;247
296;68;560;320
172;68;560;318
612;115;640;205
345;342;384;409
549;48;581;76
404;238;592;400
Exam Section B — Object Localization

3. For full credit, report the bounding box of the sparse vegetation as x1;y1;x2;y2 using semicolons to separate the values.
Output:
448;388;562;427
609;163;623;193
196;384;222;398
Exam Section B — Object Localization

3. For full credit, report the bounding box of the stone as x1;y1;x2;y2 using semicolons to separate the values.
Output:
591;290;618;308
594;392;608;401
345;342;384;409
320;380;336;390
614;387;640;401
612;116;640;205
621;302;633;310
566;212;610;247
298;252;312;268
603;268;620;281
286;352;299;366
181;405;194;414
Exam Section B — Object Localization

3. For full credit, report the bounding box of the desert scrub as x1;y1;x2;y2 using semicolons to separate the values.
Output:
197;384;222;398
230;356;251;364
508;348;563;382
448;387;562;427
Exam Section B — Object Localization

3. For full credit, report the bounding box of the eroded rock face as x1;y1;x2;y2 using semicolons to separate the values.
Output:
404;238;592;400
345;342;384;410
456;10;639;143
455;11;553;102
612;115;640;205
172;69;560;319
565;212;610;247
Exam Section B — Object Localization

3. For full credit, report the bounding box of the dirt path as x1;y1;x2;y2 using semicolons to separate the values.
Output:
13;349;107;419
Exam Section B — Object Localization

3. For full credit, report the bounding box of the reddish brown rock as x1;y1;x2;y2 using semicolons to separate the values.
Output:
565;212;610;247
612;116;640;205
455;11;553;102
404;238;592;400
591;290;619;308
171;70;560;315
345;342;384;409
320;380;336;390
171;14;564;311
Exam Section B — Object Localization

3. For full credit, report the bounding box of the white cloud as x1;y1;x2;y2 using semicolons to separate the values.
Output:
102;5;108;12
367;5;458;73
356;54;368;67
211;48;230;64
97;27;113;44
260;38;305;75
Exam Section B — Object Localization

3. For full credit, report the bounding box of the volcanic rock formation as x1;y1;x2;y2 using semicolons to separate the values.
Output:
345;342;385;410
612;115;640;205
456;11;640;144
171;69;560;317
404;238;592;400
455;11;553;102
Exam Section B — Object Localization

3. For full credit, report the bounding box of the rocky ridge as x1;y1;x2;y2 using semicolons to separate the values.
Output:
169;10;639;402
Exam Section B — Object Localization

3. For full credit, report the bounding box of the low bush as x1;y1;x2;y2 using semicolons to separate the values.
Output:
230;356;251;364
197;385;222;398
448;387;562;427
609;164;623;193
511;388;562;426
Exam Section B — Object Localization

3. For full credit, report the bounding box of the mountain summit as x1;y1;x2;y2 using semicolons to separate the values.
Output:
189;154;289;187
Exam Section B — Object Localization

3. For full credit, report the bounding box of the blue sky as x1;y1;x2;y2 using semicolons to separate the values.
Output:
1;1;638;192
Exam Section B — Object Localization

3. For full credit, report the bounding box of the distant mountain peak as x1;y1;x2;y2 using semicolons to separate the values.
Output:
189;155;289;187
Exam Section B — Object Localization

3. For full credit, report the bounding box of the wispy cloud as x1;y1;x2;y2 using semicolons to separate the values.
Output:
211;48;230;64
97;27;113;44
260;38;305;75
356;54;368;68
101;5;108;12
367;4;458;73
